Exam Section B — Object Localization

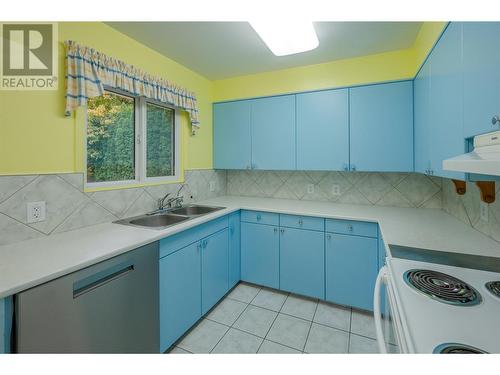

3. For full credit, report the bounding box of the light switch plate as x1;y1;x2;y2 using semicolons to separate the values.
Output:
209;181;216;192
307;184;314;194
332;184;341;196
480;201;489;222
27;201;46;223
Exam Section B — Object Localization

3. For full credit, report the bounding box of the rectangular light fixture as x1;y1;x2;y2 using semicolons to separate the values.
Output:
249;21;319;56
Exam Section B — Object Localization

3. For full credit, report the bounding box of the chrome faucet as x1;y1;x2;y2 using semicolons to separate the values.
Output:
157;184;188;210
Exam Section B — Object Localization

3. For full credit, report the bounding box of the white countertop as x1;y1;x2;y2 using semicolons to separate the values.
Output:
1;195;499;299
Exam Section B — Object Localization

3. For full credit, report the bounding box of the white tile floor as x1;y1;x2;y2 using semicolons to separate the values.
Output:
168;282;396;354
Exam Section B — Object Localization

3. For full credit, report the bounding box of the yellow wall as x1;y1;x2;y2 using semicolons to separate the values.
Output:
0;22;445;176
0;22;214;176
213;22;447;102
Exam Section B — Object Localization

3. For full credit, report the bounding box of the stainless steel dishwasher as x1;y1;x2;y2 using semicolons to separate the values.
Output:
15;242;159;353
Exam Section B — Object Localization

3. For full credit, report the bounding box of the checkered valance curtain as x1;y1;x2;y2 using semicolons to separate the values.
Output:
64;40;200;133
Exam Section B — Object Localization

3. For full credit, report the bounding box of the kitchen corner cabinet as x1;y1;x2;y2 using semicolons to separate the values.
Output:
241;221;280;289
325;222;378;311
279;227;325;299
463;22;500;138
251;95;296;170
228;211;241;288
296;89;349;170
201;228;229;315
349;81;414;172
213;101;251;169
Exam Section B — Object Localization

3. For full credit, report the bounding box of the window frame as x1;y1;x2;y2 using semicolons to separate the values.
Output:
84;87;180;190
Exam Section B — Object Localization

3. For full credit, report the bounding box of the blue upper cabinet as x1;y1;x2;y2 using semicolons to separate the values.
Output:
213;101;252;169
428;22;466;180
349;81;414;172
414;57;432;174
251;95;296;170
463;22;500;138
296;89;349;170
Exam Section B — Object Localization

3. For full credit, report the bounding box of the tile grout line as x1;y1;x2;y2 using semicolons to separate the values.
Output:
301;300;319;353
258;292;292;353
347;307;353;353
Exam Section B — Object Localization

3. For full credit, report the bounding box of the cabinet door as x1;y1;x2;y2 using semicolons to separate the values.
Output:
202;228;229;314
463;22;500;137
213;101;252;169
429;22;466;179
251;95;296;170
414;58;432;174
280;227;325;299
296;89;349;170
241;222;280;289
159;242;201;352
228;211;241;288
350;81;414;172
0;297;13;354
326;233;378;311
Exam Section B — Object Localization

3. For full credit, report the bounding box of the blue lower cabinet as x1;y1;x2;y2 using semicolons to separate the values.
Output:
241;222;279;289
228;211;241;288
279;227;325;299
1;297;13;354
325;232;378;311
159;242;202;352
201;228;230;315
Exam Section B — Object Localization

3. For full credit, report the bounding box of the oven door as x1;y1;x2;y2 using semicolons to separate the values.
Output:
374;266;408;353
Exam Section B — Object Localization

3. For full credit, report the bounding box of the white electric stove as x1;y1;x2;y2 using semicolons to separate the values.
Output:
374;255;500;354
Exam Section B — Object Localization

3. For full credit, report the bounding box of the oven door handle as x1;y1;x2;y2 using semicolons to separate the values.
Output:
374;265;388;354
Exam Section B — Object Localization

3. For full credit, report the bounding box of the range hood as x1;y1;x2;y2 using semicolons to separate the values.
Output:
443;130;500;176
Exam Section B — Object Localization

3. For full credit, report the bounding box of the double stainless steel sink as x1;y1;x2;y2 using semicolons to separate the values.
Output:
114;204;225;230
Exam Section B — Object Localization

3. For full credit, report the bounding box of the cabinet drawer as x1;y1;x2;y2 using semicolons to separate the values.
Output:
241;210;279;226
159;216;228;259
325;219;378;238
279;214;324;231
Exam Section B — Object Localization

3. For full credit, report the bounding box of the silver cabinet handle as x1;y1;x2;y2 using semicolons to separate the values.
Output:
280;228;285;234
274;227;278;234
230;226;234;235
343;163;349;171
256;214;262;221
492;115;500;126
73;263;134;298
351;165;357;171
298;219;303;226
347;224;353;232
202;239;208;248
326;234;331;240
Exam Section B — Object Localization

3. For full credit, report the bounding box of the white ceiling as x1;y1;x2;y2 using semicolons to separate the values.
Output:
107;22;423;80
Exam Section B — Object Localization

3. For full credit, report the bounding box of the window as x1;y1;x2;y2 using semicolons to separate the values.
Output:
86;88;179;188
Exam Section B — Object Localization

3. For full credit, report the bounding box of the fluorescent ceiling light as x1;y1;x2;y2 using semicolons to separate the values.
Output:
249;21;319;56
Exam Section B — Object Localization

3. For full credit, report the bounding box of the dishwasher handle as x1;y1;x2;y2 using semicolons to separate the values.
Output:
374;266;388;354
73;262;134;298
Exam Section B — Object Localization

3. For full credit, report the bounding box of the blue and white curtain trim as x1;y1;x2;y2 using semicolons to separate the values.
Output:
64;40;200;133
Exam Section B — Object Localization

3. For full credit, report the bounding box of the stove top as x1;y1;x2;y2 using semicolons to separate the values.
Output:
404;269;481;306
387;258;500;353
485;281;500;299
434;343;488;354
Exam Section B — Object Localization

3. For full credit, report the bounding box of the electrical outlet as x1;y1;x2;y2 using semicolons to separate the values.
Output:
307;184;315;194
480;201;489;222
27;201;46;223
332;184;341;196
209;181;216;192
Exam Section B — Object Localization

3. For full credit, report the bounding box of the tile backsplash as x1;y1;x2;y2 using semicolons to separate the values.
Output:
227;170;443;209
0;169;226;246
442;179;500;244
